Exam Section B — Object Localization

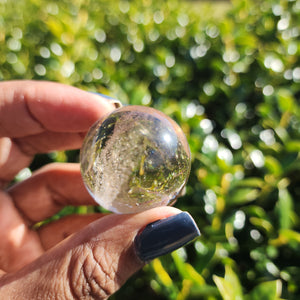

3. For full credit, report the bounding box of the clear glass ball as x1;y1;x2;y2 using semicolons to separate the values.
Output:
80;105;191;214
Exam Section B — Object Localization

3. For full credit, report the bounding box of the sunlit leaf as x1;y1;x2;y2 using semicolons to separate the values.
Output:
249;217;273;233
172;251;205;286
277;188;294;230
270;229;300;246
176;279;193;300
227;188;260;205
285;140;300;152
231;177;265;188
264;156;283;176
213;265;243;300
277;89;295;113
247;280;281;300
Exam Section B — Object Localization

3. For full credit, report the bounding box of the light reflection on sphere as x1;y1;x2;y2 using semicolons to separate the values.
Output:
80;105;191;214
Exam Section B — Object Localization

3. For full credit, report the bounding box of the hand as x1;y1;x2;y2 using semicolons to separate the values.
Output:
0;80;199;299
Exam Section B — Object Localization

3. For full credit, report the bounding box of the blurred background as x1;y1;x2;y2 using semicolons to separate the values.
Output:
1;0;300;299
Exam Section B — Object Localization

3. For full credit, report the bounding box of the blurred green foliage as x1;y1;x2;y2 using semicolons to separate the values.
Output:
1;0;300;299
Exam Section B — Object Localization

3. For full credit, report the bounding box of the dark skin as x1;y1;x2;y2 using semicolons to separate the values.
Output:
0;81;180;299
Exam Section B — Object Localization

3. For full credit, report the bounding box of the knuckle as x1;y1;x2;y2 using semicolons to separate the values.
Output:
67;245;119;299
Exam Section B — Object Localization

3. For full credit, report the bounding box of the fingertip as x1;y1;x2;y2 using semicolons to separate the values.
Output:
86;92;119;116
133;206;183;226
134;210;200;262
20;81;118;133
89;92;122;109
0;81;120;136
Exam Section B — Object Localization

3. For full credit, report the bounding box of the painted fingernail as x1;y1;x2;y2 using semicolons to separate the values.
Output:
134;212;200;262
91;92;122;108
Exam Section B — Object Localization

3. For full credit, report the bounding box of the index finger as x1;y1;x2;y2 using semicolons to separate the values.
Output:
0;80;117;185
0;80;115;138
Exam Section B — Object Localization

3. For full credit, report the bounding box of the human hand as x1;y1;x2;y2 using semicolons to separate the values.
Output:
0;80;200;299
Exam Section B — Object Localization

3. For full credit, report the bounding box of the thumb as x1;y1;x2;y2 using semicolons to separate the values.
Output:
0;207;200;299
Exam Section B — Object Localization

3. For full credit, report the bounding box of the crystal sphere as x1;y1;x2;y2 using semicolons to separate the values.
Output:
80;105;191;214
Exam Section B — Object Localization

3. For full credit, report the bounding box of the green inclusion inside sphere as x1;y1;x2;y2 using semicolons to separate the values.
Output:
80;105;191;214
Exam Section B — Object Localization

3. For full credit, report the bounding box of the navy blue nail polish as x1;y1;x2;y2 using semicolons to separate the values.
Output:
89;92;122;108
91;92;117;100
134;212;200;262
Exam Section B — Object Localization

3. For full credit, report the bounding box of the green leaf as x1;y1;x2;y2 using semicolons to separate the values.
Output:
249;217;273;233
264;156;283;176
227;188;260;205
172;251;205;286
277;89;295;113
194;241;216;273
232;178;265;188
247;280;281;300
213;265;243;300
277;188;294;230
224;265;243;298
270;229;300;246
285;140;300;152
151;259;173;289
129;83;151;105
213;276;233;300
265;156;282;176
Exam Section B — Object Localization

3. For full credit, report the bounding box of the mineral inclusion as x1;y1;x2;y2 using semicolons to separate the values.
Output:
80;105;191;214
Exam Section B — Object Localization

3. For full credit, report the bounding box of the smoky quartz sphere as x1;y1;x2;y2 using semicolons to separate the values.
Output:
80;105;191;214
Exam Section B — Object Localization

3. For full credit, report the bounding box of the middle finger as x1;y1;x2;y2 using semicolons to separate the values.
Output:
37;213;108;250
8;163;96;225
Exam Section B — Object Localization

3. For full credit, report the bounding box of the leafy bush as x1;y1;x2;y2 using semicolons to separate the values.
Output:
1;0;300;299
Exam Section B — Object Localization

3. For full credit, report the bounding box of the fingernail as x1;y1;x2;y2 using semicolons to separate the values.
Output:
134;212;200;262
90;92;122;108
